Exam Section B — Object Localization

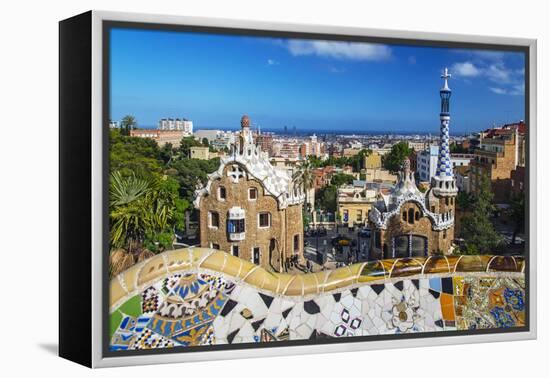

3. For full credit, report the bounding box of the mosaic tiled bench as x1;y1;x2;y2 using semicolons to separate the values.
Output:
110;248;526;350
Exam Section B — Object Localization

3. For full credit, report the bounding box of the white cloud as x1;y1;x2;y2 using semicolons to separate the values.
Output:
328;66;345;74
489;87;508;95
452;58;524;96
286;40;391;61
489;84;524;96
267;59;279;66
452;61;482;77
509;83;525;96
485;63;513;83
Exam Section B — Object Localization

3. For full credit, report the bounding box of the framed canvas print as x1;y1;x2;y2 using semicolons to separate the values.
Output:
59;10;537;368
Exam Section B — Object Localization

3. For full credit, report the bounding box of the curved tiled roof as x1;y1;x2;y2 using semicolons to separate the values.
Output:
194;143;305;209
110;247;524;311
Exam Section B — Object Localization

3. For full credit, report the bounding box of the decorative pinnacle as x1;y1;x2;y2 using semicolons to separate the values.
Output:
441;67;451;91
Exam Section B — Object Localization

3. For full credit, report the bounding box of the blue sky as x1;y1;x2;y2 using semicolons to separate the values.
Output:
110;28;525;134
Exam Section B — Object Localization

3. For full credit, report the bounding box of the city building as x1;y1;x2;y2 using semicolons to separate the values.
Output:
455;165;471;193
272;140;301;159
189;146;211;160
254;132;274;155
450;153;474;168
511;166;525;196
363;151;382;169
194;115;305;272
158;118;193;134
369;143;393;156
129;129;185;147
407;140;428;151
368;68;457;259
409;150;418;173
342;147;362;158
194;129;237;151
362;168;397;184
416;145;439;182
313;166;335;189
299;134;324;158
469;128;520;202
337;180;377;228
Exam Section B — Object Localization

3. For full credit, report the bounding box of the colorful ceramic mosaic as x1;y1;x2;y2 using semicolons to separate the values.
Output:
110;248;525;351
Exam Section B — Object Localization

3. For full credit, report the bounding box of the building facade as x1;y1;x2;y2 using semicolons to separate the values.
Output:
450;153;474;169
469;128;520;202
337;181;377;228
189;146;211;160
510;166;525;196
364;151;382;169
194;115;305;272
158;118;193;134
368;69;457;259
129;129;185;147
417;145;439;182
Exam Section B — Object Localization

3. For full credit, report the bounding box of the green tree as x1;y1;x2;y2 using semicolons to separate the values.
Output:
109;171;188;253
450;143;468;153
109;129;163;178
159;143;178;165
294;159;316;225
331;173;355;187
167;157;221;203
349;149;372;172
383;142;412;173
456;191;475;211
120;115;137;136
316;185;337;213
510;192;525;244
179;136;204;157
459;174;503;254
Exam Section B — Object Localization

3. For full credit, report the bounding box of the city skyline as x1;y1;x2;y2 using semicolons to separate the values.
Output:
110;27;526;133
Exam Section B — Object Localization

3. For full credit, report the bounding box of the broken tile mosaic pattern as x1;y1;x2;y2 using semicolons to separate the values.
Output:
110;248;525;351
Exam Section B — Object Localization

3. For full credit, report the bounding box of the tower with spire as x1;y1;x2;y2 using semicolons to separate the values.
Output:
431;68;458;198
367;69;457;257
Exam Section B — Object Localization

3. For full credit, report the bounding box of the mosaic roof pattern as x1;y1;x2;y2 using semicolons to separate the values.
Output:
194;143;305;209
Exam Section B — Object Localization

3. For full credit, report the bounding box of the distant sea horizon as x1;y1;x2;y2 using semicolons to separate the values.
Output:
132;124;472;137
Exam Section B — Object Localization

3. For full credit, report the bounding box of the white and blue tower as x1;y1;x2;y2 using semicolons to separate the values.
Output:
431;68;458;198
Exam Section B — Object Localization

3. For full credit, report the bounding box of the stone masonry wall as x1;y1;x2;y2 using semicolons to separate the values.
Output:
199;164;302;271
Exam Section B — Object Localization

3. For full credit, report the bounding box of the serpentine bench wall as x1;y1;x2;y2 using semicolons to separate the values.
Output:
110;248;525;351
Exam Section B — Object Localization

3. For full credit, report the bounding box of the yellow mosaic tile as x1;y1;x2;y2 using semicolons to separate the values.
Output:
109;248;525;309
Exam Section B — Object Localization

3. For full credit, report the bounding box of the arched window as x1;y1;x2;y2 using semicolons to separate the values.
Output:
408;208;415;224
402;211;407;222
415;211;420;221
383;244;389;259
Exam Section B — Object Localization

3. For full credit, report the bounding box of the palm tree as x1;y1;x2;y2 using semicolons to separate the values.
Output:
109;171;176;253
120;115;137;136
294;158;316;225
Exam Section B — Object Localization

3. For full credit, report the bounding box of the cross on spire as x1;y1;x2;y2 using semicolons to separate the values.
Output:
441;67;451;90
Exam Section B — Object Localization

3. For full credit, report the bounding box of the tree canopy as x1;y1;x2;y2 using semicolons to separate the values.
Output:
459;174;503;254
383;142;412;173
330;173;355;187
119;115;137;136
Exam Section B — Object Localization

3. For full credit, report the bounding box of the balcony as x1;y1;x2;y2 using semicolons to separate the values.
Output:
227;206;246;241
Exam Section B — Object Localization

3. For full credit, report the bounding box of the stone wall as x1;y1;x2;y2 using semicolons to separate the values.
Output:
370;201;453;258
109;248;525;351
199;164;303;271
